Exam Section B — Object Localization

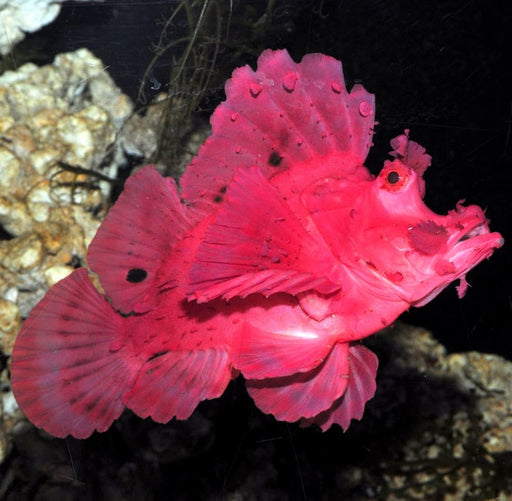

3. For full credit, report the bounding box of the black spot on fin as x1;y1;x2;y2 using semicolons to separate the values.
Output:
126;268;148;283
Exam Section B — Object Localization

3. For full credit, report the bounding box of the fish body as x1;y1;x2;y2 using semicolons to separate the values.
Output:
10;50;503;438
12;165;367;438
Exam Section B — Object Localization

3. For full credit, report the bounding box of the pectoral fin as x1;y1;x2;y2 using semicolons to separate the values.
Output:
189;166;339;302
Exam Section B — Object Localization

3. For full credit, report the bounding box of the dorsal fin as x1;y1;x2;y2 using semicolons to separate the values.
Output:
180;49;375;214
87;165;197;313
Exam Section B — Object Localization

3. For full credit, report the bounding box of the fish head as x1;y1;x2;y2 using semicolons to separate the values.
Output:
347;132;504;307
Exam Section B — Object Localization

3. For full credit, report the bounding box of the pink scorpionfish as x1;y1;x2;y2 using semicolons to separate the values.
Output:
10;49;503;438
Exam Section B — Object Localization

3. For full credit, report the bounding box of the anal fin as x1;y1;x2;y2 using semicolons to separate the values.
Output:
87;165;196;313
123;348;232;422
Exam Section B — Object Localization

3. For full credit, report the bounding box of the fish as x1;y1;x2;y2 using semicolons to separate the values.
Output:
10;49;503;439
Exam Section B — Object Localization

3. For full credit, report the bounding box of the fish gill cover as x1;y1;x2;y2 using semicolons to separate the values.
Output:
10;49;503;439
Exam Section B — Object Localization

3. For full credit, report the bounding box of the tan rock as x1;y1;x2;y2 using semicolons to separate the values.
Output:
0;298;20;354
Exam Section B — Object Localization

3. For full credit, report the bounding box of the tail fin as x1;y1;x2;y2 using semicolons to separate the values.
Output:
10;269;140;439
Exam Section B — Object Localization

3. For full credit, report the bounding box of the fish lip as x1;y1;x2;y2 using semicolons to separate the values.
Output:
446;219;503;263
458;221;491;241
448;217;489;245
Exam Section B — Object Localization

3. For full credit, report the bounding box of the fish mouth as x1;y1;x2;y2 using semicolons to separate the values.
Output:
457;220;492;241
446;218;503;269
410;218;502;307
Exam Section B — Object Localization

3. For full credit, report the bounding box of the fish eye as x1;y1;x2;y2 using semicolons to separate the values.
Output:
379;161;410;192
386;171;400;184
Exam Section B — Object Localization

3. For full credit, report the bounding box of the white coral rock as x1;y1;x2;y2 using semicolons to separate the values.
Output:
0;0;103;56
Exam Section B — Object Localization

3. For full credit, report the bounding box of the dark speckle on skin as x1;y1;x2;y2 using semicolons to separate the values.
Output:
268;151;282;166
84;401;96;413
148;351;169;362
213;185;227;203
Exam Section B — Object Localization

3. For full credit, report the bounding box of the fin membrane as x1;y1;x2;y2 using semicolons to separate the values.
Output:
189;166;340;302
301;343;378;431
123;348;232;422
180;49;375;214
245;342;350;421
11;269;139;439
87;165;195;313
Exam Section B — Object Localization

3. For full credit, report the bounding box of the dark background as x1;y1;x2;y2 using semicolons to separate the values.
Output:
4;0;511;498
